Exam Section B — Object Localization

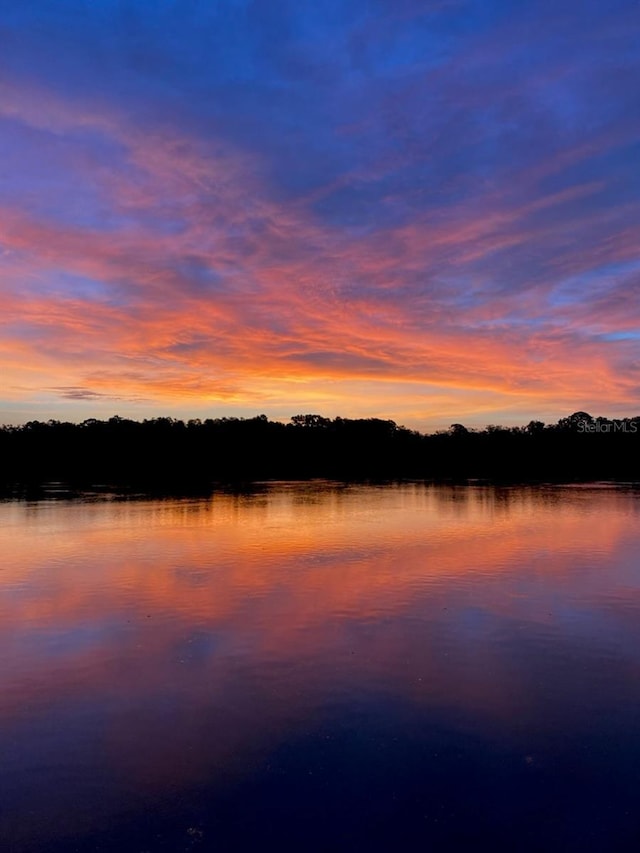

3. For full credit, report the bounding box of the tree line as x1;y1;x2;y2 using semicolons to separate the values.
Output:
0;411;638;495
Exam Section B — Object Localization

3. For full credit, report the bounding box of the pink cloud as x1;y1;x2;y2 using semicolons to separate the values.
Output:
2;80;639;426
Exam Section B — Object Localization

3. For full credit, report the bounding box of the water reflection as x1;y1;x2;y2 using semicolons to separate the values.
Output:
1;484;640;851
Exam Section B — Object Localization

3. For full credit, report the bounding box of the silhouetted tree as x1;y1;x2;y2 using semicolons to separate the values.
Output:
0;411;638;495
291;414;332;428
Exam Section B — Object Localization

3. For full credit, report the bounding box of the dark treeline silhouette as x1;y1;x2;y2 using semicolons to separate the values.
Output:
1;410;639;495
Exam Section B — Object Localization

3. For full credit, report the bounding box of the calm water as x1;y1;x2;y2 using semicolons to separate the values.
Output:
2;483;640;851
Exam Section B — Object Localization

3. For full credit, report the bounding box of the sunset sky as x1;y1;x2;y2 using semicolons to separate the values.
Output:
1;0;639;430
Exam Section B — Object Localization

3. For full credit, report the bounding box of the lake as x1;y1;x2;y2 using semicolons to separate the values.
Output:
2;483;640;851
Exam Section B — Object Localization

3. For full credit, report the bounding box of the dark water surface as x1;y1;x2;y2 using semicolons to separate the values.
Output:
2;483;640;851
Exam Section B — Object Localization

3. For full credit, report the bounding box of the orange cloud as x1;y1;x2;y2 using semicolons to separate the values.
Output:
2;82;639;427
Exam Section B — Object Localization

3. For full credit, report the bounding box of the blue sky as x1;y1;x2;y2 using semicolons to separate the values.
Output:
1;0;639;428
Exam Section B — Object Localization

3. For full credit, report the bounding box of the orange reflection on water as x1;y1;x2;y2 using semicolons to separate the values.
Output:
1;484;636;631
1;484;638;695
2;484;640;848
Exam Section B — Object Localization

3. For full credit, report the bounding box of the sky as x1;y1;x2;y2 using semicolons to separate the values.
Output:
1;0;639;430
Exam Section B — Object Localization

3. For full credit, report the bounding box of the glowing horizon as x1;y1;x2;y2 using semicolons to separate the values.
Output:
2;1;639;430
